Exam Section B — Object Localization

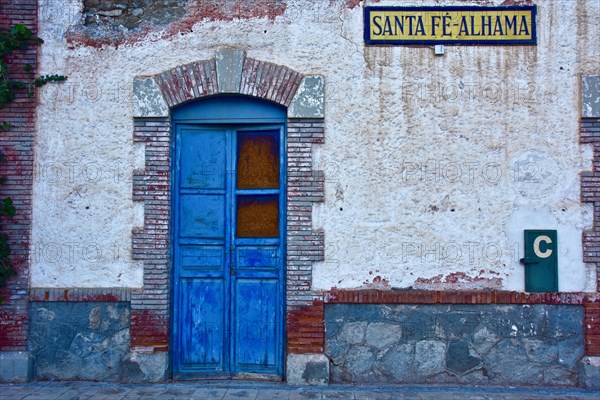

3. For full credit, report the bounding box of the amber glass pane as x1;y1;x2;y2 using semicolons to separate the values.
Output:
237;195;279;238
237;131;279;189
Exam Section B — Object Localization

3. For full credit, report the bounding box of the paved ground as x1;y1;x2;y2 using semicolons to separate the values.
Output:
0;381;599;400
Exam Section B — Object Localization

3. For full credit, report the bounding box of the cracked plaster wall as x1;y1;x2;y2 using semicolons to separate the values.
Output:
33;0;599;291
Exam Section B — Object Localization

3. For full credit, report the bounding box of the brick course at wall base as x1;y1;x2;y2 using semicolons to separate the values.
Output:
0;0;37;354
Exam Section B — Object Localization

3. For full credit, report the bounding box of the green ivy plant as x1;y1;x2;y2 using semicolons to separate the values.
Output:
0;23;66;301
0;149;15;295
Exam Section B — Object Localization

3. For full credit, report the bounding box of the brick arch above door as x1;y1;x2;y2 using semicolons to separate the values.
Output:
133;49;325;119
129;49;327;380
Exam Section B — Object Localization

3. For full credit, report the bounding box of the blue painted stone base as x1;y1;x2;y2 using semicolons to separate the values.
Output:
582;356;600;389
29;302;130;381
287;354;329;386
325;304;586;387
121;352;168;383
0;351;32;383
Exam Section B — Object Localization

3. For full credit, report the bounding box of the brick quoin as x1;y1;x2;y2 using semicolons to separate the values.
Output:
585;302;600;356
580;118;600;291
131;118;171;352
581;116;600;357
287;300;324;354
0;0;37;352
130;309;169;351
286;119;324;354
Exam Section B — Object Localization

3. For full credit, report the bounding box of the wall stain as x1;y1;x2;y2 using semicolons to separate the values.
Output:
362;275;390;289
500;0;534;5
66;0;288;49
344;0;380;10
415;271;503;290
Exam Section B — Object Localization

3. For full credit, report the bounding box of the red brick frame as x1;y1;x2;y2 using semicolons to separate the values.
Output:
0;0;37;352
130;56;326;357
581;116;600;356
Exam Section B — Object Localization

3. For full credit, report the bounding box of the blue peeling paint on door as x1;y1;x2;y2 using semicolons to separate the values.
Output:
171;96;286;379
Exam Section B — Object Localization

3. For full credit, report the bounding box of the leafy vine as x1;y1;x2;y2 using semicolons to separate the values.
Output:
0;23;66;301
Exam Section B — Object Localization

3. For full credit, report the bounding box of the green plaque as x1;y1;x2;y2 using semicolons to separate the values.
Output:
522;230;558;292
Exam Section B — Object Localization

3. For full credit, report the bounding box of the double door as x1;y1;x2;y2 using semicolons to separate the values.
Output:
172;123;285;378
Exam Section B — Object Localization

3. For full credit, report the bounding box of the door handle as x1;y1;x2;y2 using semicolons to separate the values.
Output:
229;246;235;275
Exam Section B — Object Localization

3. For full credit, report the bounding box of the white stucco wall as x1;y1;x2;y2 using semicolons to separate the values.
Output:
33;0;599;291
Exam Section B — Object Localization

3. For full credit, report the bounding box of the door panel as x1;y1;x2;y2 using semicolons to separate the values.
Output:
179;278;225;370
174;127;230;376
234;279;279;372
178;245;224;277
180;129;226;190
179;194;225;238
173;122;284;379
236;247;279;269
179;245;224;269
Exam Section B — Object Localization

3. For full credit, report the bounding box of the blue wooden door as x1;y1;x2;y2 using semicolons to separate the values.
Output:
171;98;285;379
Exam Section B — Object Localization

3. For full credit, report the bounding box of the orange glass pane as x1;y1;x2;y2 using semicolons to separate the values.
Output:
237;131;279;189
237;196;279;238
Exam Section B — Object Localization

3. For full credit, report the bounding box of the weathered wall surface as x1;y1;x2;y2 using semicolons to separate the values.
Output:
0;0;38;356
29;302;130;381
33;0;599;290
326;304;585;386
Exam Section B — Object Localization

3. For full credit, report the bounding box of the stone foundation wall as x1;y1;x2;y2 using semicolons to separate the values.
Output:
29;302;130;381
325;304;585;387
82;0;187;29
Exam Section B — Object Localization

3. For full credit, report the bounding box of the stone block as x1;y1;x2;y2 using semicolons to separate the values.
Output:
345;346;375;378
558;337;584;368
482;339;544;384
542;365;577;386
581;356;600;389
288;76;324;118
524;339;558;363
0;352;32;383
365;322;400;350
415;340;445;376
287;353;329;386
446;340;481;375
133;77;169;117
582;75;600;118
380;343;415;381
338;321;367;344
121;351;168;383
216;49;245;93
